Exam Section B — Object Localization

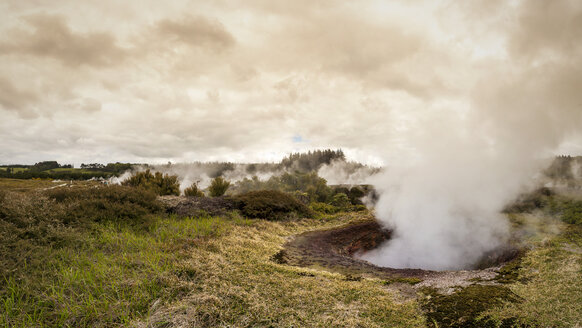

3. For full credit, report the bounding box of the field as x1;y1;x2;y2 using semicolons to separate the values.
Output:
1;178;581;327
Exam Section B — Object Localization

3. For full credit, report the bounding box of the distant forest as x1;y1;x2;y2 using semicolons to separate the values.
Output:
0;149;355;180
2;151;580;182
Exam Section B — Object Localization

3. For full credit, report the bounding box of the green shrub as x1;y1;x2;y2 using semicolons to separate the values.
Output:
561;200;582;225
351;204;368;212
209;177;230;197
309;202;339;214
330;193;350;208
184;183;205;197
292;191;310;204
348;187;365;205
45;185;163;225
122;169;180;196
234;190;313;220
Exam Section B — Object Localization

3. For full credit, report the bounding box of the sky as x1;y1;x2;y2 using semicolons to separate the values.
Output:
1;0;581;166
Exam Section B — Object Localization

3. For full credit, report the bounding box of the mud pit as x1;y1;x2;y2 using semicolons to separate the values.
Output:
278;218;521;295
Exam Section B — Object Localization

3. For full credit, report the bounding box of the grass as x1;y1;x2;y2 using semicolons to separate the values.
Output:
135;215;426;328
482;224;582;327
0;182;426;327
0;178;59;192
0;213;229;327
3;178;582;327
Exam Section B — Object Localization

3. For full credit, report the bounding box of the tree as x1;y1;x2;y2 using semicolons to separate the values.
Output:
209;176;230;197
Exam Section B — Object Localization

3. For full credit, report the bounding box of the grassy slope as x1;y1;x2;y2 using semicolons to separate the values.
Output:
2;178;581;327
0;178;57;191
136;214;424;328
483;224;582;327
0;179;424;327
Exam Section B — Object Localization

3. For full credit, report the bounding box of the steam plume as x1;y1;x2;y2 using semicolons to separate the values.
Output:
361;0;582;270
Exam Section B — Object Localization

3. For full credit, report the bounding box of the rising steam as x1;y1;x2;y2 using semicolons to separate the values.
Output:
360;7;582;270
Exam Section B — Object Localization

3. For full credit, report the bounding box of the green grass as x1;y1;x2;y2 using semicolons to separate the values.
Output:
0;178;57;191
0;184;425;327
0;214;228;327
3;179;582;327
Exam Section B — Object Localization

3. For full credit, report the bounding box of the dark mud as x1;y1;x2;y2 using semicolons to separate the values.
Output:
279;218;522;283
280;220;437;279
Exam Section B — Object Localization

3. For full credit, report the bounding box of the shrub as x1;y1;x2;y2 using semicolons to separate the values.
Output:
234;190;313;220
351;204;368;212
184;183;205;197
348;187;365;205
292;191;310;204
45;185;163;225
209;177;230;197
122;169;180;196
330;193;350;209
309;202;339;214
561;200;582;225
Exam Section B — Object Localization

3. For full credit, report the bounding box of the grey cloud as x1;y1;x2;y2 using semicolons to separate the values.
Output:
154;15;235;52
0;14;127;68
0;77;39;117
509;1;582;59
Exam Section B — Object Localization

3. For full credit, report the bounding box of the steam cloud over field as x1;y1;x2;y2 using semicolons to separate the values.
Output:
360;1;582;270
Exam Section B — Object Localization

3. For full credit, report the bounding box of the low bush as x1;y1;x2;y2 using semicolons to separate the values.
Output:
45;185;163;225
348;186;365;205
122;169;180;196
184;182;205;197
234;190;313;220
330;192;351;208
503;187;553;213
558;200;582;225
310;202;339;214
209;176;230;197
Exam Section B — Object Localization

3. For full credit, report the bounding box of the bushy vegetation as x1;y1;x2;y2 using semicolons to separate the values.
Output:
331;192;351;208
280;149;346;172
3;176;582;327
209;176;230;197
122;169;180;196
0;179;426;327
45;185;163;225
309;201;339;214
550;198;582;225
235;171;332;202
0;161;135;180
504;187;582;225
234;190;313;220
0;185;226;327
184;182;205;197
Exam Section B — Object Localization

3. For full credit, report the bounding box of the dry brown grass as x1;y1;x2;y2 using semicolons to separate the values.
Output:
134;213;426;328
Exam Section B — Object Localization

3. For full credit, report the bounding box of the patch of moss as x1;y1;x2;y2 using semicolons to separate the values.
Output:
420;285;522;328
494;258;525;284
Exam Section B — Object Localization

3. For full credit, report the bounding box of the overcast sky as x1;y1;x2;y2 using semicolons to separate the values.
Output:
1;0;581;165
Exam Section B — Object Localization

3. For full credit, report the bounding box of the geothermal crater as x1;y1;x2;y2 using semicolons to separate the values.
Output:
277;218;521;291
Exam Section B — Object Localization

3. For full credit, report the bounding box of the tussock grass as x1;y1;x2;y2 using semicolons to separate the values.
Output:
1;183;425;327
0;213;229;327
483;224;582;327
136;214;426;328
